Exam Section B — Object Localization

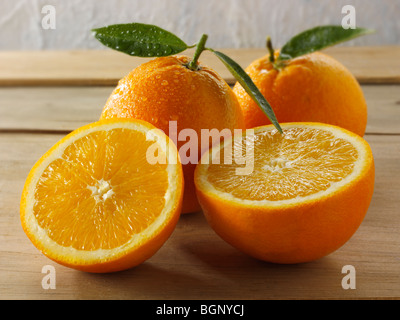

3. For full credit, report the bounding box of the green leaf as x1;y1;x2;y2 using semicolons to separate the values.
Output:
278;25;374;61
92;23;189;57
209;49;282;134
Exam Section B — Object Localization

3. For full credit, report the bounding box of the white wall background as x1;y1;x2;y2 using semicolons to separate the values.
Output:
1;0;399;50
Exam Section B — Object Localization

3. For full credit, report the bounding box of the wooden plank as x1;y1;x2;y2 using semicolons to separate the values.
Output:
0;133;399;299
363;85;400;135
0;47;399;87
0;85;399;134
314;46;400;84
0;87;107;131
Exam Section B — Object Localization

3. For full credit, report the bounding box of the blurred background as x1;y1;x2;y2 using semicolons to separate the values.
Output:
1;0;399;50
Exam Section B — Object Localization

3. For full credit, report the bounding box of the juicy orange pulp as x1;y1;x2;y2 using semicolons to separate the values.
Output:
33;128;169;250
207;125;358;201
21;119;183;272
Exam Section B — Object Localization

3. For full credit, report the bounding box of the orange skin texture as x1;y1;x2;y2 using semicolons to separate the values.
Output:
194;124;375;264
233;52;368;136
101;55;244;213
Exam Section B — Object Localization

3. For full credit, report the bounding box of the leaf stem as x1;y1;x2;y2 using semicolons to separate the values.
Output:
188;34;208;71
266;36;275;63
208;48;283;134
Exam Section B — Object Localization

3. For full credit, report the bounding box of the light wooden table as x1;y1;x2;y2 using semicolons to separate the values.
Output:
0;48;399;300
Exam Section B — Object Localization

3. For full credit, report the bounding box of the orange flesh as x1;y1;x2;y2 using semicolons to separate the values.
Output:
33;128;169;251
207;127;358;201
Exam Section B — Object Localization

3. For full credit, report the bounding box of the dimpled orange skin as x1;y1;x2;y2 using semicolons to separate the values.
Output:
233;52;368;136
196;169;375;264
101;55;245;213
194;124;375;264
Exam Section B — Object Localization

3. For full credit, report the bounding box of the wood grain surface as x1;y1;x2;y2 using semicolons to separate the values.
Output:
0;48;399;300
0;47;399;86
0;133;399;300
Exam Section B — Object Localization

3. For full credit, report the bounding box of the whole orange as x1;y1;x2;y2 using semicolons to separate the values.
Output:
101;55;244;213
233;52;368;136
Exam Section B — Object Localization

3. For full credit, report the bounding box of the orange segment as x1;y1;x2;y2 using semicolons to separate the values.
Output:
195;123;375;264
21;119;183;273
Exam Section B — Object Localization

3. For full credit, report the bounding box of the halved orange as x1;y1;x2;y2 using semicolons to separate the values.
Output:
194;123;375;264
20;119;184;273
